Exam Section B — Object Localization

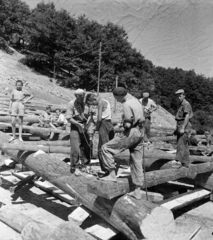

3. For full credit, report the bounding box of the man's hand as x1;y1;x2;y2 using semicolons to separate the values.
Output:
78;123;85;132
179;127;185;134
124;122;131;129
9;109;12;114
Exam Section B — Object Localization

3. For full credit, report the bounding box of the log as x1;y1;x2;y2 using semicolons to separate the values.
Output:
150;136;176;142
23;140;70;146
0;116;39;123
22;221;96;240
87;162;213;200
0;131;176;240
2;143;70;154
0;207;96;240
160;189;210;211
0;122;69;134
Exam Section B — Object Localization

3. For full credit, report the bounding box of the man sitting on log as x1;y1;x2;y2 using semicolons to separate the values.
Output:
85;93;115;177
66;89;91;174
9;79;34;142
99;87;145;199
174;89;193;168
49;109;67;140
139;92;157;144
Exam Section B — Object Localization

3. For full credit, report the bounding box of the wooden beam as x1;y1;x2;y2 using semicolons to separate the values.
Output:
0;131;176;240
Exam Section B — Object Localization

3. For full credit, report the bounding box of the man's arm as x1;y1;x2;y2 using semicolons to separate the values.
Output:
9;91;14;112
66;101;84;129
150;99;157;113
22;90;34;104
123;103;133;129
96;100;104;131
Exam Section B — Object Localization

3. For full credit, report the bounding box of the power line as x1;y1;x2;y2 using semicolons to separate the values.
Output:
131;0;165;45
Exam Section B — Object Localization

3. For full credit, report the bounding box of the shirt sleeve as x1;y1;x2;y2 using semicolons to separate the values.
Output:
23;89;31;96
123;103;134;123
183;102;192;115
66;101;74;120
150;99;157;108
10;90;14;100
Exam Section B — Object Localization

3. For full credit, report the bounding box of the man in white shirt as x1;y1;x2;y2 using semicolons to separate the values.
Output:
140;92;157;143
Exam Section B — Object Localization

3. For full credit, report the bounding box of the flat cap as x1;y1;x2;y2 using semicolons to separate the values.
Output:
113;87;127;96
143;92;149;98
175;89;185;94
74;88;85;95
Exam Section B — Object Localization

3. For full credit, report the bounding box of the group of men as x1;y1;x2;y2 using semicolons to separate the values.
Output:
9;79;193;200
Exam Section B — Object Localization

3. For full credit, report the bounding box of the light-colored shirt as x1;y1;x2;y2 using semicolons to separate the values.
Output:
11;89;31;102
123;93;145;125
102;99;111;120
66;99;89;123
57;113;67;125
139;98;157;117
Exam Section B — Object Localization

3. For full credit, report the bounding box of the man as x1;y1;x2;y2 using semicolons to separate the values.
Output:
100;87;145;200
84;93;114;176
175;89;193;168
139;92;157;143
66;89;91;173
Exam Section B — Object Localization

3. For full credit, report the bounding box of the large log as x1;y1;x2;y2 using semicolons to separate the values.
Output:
22;221;96;240
0;207;95;240
87;162;213;200
0;122;69;134
0;131;176;240
23;140;70;146
2;143;70;154
0;116;39;123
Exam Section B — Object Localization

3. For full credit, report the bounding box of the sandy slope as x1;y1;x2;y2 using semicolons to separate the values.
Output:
0;49;176;128
25;0;213;77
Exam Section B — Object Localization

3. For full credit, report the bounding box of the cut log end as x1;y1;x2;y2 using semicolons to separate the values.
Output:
140;206;176;240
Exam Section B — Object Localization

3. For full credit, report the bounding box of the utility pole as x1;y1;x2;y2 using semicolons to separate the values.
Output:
113;75;118;113
97;42;102;96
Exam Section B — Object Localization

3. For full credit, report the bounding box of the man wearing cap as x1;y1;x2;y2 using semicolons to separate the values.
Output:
66;89;91;173
100;87;145;200
175;89;193;168
139;92;157;143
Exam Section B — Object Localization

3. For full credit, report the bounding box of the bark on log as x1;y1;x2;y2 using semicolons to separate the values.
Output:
0;207;35;233
2;143;70;154
0;207;96;240
87;162;213;200
0;116;39;123
22;221;96;240
23;140;70;146
0;131;175;240
0;122;69;134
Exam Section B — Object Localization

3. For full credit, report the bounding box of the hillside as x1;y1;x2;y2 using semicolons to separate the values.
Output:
0;49;176;129
25;0;213;77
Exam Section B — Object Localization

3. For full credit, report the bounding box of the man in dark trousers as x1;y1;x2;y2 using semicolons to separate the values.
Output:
66;89;91;173
175;89;193;168
99;87;145;199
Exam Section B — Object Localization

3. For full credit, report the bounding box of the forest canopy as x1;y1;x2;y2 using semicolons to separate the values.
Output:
1;0;213;132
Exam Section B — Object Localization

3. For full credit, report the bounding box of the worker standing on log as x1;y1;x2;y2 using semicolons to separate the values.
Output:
84;93;115;177
175;89;193;168
100;87;145;200
139;92;157;144
9;79;34;142
66;89;91;173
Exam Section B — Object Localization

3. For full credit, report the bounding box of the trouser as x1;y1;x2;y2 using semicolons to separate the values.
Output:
144;117;151;141
70;124;91;168
98;119;115;172
100;127;144;186
175;121;192;165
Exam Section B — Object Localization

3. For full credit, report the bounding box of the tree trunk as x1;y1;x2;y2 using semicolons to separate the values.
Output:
23;140;70;146
0;131;176;240
2;143;70;154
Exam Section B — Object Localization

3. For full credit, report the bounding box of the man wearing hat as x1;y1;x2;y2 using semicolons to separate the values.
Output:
175;89;193;168
100;87;145;200
66;89;91;173
139;92;157;143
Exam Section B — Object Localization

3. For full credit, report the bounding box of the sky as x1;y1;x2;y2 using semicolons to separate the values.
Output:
25;0;213;77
